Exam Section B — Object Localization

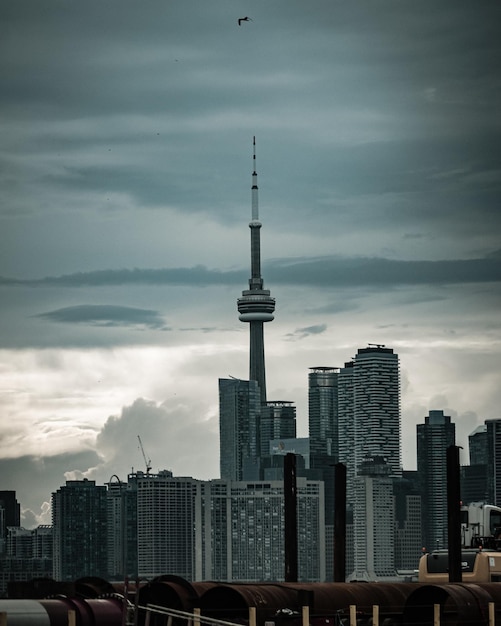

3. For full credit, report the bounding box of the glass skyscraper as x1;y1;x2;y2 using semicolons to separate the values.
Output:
219;377;261;481
308;367;339;464
486;419;501;507
417;410;456;550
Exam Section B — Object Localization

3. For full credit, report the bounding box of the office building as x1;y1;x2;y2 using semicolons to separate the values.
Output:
308;367;339;465
417;410;456;550
269;438;310;468
308;366;339;541
469;425;488;465
486;419;501;506
52;479;107;581
394;471;422;572
461;424;489;504
219;378;261;481
260;401;297;458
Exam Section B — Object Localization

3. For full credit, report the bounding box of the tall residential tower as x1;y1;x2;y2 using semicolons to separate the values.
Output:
338;345;401;488
237;137;275;404
417;410;456;550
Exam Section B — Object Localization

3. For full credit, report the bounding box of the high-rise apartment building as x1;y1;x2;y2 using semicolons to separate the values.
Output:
52;479;107;581
136;471;202;580
106;470;323;583
336;345;401;579
417;410;456;550
350;455;395;580
338;346;401;487
106;474;138;580
204;478;325;582
0;525;53;596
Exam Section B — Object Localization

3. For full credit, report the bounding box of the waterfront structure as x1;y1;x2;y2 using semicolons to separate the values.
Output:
219;378;261;481
417;410;456;550
52;479;107;581
237;137;275;404
204;478;325;582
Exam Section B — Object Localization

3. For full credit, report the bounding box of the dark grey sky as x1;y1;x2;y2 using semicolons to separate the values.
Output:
0;0;500;523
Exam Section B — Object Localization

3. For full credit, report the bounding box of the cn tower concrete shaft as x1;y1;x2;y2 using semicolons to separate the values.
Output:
237;137;275;403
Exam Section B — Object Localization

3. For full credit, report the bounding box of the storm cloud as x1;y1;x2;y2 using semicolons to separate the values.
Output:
36;304;169;330
0;0;500;516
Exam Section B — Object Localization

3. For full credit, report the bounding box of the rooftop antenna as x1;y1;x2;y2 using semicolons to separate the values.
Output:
137;435;152;474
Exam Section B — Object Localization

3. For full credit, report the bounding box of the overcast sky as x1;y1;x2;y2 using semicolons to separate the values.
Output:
1;0;500;527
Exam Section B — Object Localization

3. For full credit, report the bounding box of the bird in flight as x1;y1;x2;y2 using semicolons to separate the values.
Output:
238;17;252;25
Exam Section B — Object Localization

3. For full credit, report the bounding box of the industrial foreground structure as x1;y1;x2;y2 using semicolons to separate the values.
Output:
3;569;501;625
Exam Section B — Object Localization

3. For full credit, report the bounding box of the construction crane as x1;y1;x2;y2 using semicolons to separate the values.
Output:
137;435;152;474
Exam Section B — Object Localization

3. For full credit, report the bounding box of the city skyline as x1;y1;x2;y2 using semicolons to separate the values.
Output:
0;0;500;526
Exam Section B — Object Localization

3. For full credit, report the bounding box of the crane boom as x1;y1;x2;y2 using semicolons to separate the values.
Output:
137;435;152;474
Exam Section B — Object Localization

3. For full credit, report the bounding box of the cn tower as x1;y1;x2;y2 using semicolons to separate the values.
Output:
237;137;275;404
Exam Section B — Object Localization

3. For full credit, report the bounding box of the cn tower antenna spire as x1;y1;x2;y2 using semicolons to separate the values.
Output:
237;137;275;404
252;135;258;221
